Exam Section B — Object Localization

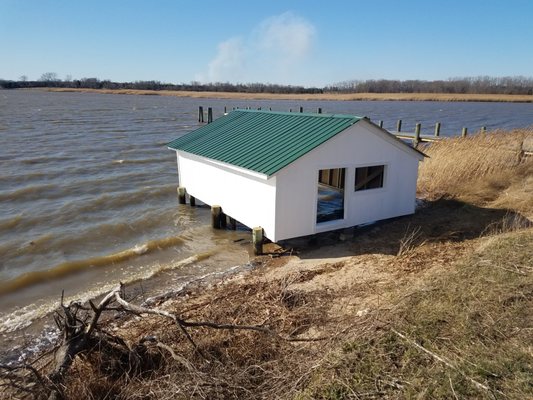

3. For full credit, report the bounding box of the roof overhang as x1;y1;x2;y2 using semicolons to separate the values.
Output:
173;149;271;181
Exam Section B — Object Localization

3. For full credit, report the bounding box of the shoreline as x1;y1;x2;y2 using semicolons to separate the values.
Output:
30;87;533;103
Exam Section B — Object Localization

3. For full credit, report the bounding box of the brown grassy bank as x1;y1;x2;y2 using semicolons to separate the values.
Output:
41;87;533;103
5;129;533;399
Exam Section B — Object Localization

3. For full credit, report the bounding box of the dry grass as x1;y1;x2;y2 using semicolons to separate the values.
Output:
418;128;533;215
41;88;533;102
302;229;533;399
10;128;533;399
53;264;348;400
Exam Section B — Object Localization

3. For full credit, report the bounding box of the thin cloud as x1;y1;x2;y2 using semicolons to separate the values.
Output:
200;12;316;84
206;37;245;83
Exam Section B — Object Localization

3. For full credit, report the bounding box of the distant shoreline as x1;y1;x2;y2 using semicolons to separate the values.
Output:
34;87;533;103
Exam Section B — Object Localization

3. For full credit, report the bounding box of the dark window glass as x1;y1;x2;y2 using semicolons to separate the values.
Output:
355;165;384;191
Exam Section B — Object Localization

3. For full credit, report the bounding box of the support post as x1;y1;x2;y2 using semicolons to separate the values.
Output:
220;212;227;229
434;122;441;137
481;126;487;134
223;106;227;114
211;205;221;229
396;119;402;132
378;120;383;128
461;127;468;138
177;187;186;204
299;106;303;113
207;107;213;123
198;106;204;123
414;123;421;146
252;227;263;256
229;217;237;230
317;107;322;114
189;195;196;207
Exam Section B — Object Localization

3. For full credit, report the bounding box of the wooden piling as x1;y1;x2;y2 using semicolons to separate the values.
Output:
378;120;383;128
198;106;204;123
462;127;468;138
252;227;263;255
177;187;186;204
317;107;322;114
223;106;227;114
434;122;441;136
207;107;213;123
220;212;227;229
481;126;487;134
211;205;222;229
414;123;421;146
299;106;303;113
396;119;402;132
189;195;196;207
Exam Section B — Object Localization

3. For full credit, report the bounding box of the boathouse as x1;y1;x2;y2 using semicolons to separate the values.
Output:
168;109;425;243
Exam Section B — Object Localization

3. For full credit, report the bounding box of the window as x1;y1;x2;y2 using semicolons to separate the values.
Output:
355;165;385;191
317;168;345;223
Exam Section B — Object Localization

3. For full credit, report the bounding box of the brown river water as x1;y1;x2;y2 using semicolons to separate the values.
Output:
1;89;532;362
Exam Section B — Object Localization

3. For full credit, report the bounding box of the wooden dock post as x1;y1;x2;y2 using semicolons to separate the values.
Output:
434;122;441;137
317;107;322;114
378;120;383;128
211;205;222;229
481;126;487;134
177;187;186;204
229;217;237;230
461;127;468;138
252;227;263;255
223;106;227;114
189;195;196;207
299;106;303;113
198;106;204;123
207;107;213;123
396;119;402;132
220;212;227;229
414;123;421;146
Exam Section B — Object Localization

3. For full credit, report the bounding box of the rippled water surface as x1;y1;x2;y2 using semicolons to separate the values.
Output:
1;90;532;342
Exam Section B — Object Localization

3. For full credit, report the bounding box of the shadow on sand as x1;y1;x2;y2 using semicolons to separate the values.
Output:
277;198;532;259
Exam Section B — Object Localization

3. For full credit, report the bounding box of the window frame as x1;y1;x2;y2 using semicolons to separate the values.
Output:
354;164;386;192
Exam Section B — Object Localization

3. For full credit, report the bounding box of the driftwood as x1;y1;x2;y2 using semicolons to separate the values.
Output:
2;283;323;399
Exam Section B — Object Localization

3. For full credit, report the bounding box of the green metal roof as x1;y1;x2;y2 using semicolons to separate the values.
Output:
168;109;362;176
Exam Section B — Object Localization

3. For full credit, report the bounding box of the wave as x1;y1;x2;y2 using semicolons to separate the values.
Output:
0;235;188;297
19;155;77;165
0;252;212;334
0;214;23;230
111;157;165;165
0;183;59;202
59;185;175;215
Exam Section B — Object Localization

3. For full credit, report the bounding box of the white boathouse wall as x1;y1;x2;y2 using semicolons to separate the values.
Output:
176;151;278;239
175;120;422;243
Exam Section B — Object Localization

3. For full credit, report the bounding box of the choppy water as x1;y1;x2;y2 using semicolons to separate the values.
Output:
1;90;532;357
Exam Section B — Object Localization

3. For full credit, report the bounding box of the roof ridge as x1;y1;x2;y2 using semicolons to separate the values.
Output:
231;108;362;120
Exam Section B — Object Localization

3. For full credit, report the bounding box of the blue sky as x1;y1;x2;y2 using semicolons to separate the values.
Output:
1;0;532;87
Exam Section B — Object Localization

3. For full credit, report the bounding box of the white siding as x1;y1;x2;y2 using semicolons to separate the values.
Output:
174;120;421;243
274;121;420;241
176;151;278;239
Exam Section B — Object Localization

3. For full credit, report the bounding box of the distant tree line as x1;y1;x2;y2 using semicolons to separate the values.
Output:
0;74;323;94
1;74;532;95
326;76;533;95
